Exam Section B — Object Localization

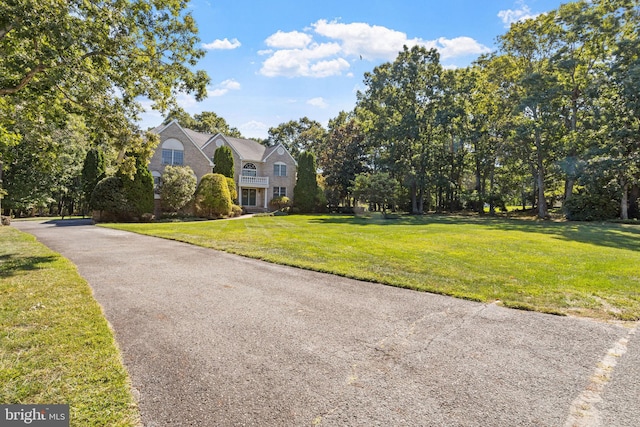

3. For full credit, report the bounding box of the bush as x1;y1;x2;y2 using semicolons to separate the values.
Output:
160;165;197;213
120;160;154;218
230;204;243;217
564;192;620;221
269;196;291;212
226;177;238;203
90;177;127;220
193;173;233;218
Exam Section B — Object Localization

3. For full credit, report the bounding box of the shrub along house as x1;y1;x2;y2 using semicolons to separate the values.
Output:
149;120;297;213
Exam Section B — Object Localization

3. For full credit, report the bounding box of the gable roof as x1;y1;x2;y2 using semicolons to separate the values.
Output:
152;120;213;166
154;122;296;164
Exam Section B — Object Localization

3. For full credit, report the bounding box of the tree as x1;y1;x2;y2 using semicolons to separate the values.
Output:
90;176;127;221
267;118;327;159
293;152;320;213
82;148;106;212
194;173;232;218
320;112;369;207
351;172;399;214
119;154;154;218
2;0;209;165
213;146;235;178
163;109;242;137
159;165;197;213
357;45;444;214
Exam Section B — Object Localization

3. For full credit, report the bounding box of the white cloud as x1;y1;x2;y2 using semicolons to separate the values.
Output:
260;43;346;78
202;38;241;50
312;19;418;61
207;79;241;97
239;120;269;139
432;37;492;60
259;20;490;78
265;30;312;49
307;97;328;108
498;2;539;27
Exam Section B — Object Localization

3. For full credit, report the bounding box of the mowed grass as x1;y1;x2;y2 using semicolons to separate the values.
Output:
0;226;140;426
104;214;640;320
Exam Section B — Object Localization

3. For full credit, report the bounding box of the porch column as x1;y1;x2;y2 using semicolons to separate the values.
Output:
238;186;242;206
264;189;268;209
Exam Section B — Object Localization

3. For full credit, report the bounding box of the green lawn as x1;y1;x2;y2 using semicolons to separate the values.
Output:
0;226;140;426
104;213;640;321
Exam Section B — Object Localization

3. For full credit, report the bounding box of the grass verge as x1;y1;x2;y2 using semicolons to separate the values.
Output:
0;226;140;426
102;213;640;321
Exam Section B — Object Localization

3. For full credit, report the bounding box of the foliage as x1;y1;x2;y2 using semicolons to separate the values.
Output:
0;226;140;425
90;177;127;219
1;0;208;167
267;117;327;160
82;148;106;211
160;165;197;213
351;172;399;213
357;45;444;214
320;112;369;206
119;155;154;218
107;215;640;321
293;152;319;213
270;196;292;212
226;177;238;203
193;173;232;218
213;146;235;178
163;108;242;137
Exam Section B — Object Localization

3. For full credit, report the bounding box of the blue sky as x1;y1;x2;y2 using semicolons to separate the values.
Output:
138;0;566;138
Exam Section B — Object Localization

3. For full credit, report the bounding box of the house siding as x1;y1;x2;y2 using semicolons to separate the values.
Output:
148;122;213;182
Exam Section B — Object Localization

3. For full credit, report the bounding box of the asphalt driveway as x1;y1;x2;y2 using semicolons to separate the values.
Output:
12;219;639;426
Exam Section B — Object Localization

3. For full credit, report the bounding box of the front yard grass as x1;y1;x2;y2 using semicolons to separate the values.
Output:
0;226;139;426
104;214;640;321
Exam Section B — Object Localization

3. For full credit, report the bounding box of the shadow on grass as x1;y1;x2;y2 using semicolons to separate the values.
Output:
0;253;58;278
308;213;640;252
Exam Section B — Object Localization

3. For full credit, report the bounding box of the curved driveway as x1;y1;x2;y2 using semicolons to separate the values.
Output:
13;219;639;427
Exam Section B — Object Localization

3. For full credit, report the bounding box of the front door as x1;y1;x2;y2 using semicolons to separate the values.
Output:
242;189;257;206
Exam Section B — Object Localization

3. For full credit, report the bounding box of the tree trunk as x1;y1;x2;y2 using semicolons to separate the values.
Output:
621;179;629;220
410;179;418;214
535;130;549;219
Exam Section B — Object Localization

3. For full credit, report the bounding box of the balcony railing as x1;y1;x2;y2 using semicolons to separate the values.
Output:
239;175;269;187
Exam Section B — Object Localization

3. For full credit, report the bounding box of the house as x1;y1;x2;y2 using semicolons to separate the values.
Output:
149;120;297;213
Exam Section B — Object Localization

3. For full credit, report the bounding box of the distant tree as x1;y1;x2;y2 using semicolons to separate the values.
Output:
82;148;106;212
194;173;232;218
293;152;320;213
213;146;235;178
164;109;242;137
160;165;197;213
351;172;399;214
267;117;327;159
321;112;369;206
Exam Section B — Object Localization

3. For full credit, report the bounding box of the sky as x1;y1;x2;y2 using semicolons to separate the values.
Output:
138;0;567;138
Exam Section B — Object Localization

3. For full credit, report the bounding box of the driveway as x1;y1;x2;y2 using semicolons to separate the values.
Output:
12;220;639;426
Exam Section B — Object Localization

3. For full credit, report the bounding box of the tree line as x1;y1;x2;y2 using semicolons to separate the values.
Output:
265;0;640;220
1;0;638;221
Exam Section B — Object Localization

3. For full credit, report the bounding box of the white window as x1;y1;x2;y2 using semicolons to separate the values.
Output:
242;163;257;177
161;139;184;165
274;163;287;177
273;187;287;198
